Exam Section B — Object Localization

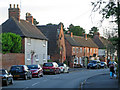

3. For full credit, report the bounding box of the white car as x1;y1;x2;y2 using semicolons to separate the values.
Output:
58;63;69;73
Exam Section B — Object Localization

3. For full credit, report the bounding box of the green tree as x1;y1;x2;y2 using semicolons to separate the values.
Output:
33;18;39;26
68;24;85;36
89;27;99;36
0;33;22;54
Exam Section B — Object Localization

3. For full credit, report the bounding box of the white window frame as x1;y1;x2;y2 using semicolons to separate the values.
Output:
27;54;31;60
27;38;31;45
76;47;79;53
73;47;75;53
80;48;82;53
35;54;39;61
87;48;89;53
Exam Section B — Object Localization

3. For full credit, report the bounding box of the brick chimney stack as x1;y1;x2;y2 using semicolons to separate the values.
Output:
85;34;87;40
71;32;73;37
26;12;33;25
8;4;20;22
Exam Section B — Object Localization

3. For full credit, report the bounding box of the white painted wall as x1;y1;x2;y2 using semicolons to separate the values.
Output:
98;49;106;56
25;38;47;65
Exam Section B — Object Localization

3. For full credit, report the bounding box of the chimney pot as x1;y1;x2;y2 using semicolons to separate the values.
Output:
85;34;87;40
71;32;73;37
10;4;12;8
26;12;33;25
17;4;19;8
14;4;15;8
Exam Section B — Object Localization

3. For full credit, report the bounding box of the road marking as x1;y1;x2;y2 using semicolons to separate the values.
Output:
32;82;39;86
23;87;29;90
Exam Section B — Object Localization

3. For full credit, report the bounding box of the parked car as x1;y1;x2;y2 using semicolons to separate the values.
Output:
0;69;13;86
87;60;101;69
43;62;60;74
58;63;69;73
100;62;107;68
9;65;32;80
27;64;43;78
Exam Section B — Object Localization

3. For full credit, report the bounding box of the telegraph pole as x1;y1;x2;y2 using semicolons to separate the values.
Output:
117;0;120;87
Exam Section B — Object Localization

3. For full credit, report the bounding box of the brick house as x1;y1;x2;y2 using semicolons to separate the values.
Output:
65;33;98;68
2;4;48;65
37;24;66;63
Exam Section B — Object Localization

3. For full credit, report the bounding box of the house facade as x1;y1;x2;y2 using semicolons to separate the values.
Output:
37;24;66;63
2;4;48;65
65;33;99;68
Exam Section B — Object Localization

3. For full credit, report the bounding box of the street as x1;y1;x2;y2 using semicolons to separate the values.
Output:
2;68;109;89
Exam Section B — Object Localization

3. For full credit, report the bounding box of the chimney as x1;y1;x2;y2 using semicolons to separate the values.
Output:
26;12;33;25
8;4;20;22
71;32;73;37
85;34;87;40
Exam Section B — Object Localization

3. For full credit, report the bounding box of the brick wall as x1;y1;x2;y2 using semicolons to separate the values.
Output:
0;53;25;70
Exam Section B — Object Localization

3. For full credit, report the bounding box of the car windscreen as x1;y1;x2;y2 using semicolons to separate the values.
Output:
0;70;7;75
58;63;64;66
10;66;23;71
43;63;53;67
27;65;38;69
89;61;97;64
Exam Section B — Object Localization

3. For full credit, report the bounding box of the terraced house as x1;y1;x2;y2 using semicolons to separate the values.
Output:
65;32;98;68
2;4;48;65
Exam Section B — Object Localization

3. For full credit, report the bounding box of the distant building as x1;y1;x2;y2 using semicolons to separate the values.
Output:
37;24;66;63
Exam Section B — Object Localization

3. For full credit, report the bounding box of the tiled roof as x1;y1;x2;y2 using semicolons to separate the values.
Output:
92;35;106;49
37;25;60;55
65;34;98;48
2;17;48;40
65;34;83;47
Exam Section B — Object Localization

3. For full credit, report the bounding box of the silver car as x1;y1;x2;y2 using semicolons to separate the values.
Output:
58;63;69;73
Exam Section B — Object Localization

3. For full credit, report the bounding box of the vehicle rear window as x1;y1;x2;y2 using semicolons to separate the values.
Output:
27;65;38;69
10;66;23;71
58;63;64;66
43;63;53;67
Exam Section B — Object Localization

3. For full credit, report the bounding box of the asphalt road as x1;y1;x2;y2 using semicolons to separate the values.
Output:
2;68;109;89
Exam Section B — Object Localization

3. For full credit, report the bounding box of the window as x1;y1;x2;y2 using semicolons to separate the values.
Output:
84;48;86;53
35;54;39;61
80;48;82;53
43;54;45;60
73;47;75;53
90;49;92;53
27;54;31;60
43;40;46;47
87;48;89;53
27;38;31;45
76;47;78;53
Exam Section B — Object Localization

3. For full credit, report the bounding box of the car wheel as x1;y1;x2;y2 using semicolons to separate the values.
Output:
40;73;43;77
29;74;32;79
54;71;56;75
4;79;9;86
10;78;13;84
24;75;28;80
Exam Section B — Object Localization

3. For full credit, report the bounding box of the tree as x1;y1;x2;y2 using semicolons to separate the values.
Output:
33;18;39;26
89;26;99;36
0;33;22;54
67;24;85;36
92;0;120;84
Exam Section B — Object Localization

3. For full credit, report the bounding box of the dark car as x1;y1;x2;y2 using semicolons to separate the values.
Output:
0;69;13;86
87;60;101;69
9;65;32;80
43;62;60;75
27;64;43;78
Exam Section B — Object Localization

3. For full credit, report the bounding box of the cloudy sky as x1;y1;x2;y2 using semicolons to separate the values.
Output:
0;0;112;36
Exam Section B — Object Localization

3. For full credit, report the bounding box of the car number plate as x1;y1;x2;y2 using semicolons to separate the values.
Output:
45;69;50;71
14;75;20;77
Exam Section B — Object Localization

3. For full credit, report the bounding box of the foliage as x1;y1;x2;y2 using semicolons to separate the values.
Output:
47;60;53;62
0;33;22;54
89;26;99;36
33;18;39;26
67;24;85;36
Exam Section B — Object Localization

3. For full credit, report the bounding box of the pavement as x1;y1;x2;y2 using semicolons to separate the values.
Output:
81;73;119;90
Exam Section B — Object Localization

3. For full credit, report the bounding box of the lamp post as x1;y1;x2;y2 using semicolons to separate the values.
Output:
117;0;120;86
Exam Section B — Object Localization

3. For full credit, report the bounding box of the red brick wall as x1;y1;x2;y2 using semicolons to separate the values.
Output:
1;53;25;70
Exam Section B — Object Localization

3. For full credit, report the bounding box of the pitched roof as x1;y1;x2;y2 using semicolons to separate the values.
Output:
65;34;83;47
2;17;48;40
37;25;60;55
92;35;106;49
65;34;98;48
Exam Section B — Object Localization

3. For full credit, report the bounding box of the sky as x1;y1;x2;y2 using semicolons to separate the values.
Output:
0;0;113;36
